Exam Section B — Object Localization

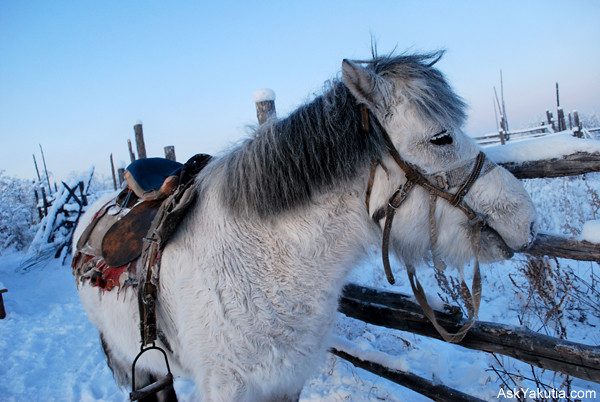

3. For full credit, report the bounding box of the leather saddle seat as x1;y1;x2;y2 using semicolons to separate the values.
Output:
124;157;184;201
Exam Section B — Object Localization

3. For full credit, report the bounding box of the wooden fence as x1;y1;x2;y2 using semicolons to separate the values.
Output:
473;110;599;146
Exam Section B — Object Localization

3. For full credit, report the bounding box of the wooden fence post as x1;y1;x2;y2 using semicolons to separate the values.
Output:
78;181;88;206
546;110;555;131
573;111;583;138
34;189;43;220
557;107;566;131
109;153;117;191
127;139;136;163
164;146;176;161
254;89;276;124
117;168;125;187
568;112;573;129
0;288;7;319
40;187;49;217
134;122;147;159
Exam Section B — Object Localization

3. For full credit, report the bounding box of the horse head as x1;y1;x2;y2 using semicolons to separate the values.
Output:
342;53;537;269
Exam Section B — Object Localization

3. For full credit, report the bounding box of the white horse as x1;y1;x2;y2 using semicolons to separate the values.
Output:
74;52;536;401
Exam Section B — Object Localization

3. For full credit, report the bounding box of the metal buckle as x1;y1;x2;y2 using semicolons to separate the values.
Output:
432;172;450;190
388;184;410;209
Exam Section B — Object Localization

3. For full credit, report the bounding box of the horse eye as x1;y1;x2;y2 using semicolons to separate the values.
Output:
430;130;453;146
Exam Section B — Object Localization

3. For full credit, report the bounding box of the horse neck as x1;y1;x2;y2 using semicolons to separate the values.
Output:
263;169;379;290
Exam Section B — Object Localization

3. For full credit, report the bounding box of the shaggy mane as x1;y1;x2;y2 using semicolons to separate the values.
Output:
221;51;466;217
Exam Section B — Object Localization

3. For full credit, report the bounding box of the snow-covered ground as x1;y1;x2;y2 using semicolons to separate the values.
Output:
1;172;599;401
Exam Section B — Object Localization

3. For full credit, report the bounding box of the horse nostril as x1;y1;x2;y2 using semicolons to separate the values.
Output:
515;222;537;252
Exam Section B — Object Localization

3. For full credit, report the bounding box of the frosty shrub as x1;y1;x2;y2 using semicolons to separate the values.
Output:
0;171;37;252
490;172;600;400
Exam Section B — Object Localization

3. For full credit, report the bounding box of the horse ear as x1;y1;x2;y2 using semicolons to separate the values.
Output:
342;59;390;109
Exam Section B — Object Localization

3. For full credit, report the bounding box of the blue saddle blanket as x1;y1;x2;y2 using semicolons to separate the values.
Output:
126;158;183;193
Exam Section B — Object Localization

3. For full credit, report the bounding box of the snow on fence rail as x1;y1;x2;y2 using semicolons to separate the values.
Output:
475;124;555;145
331;347;485;402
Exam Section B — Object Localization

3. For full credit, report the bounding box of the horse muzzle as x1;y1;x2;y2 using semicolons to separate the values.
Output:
479;224;514;261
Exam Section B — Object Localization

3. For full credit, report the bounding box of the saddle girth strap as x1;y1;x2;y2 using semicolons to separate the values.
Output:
138;239;160;346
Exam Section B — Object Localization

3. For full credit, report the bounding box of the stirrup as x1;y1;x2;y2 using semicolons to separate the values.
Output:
130;345;174;401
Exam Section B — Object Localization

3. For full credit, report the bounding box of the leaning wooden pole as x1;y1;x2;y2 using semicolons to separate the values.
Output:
500;70;509;131
32;154;42;181
254;89;277;125
134;122;147;159
493;87;507;144
492;94;505;145
339;284;600;383
127;139;136;163
332;348;485;402
39;144;52;193
109;153;117;191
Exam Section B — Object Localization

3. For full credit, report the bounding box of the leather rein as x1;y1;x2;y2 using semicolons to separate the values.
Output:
360;104;496;342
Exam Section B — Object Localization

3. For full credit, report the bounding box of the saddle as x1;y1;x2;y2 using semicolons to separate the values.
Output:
72;154;212;290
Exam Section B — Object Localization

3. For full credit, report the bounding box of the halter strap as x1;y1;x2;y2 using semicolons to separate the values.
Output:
361;105;490;343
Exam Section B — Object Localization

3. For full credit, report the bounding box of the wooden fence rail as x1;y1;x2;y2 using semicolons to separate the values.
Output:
526;233;600;261
339;284;600;383
331;348;485;402
499;151;600;179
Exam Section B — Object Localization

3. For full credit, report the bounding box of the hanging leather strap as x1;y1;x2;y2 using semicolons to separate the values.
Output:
406;259;481;343
381;180;416;284
364;160;379;213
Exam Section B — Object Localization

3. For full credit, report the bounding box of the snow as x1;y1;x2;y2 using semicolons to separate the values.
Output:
582;220;600;243
253;88;276;103
484;131;600;164
332;336;409;372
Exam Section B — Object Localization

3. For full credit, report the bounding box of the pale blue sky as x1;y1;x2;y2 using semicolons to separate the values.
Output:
1;0;599;180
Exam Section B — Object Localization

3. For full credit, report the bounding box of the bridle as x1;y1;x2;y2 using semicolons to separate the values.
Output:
360;104;497;342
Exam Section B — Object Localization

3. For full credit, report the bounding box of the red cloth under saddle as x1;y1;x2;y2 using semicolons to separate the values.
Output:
72;252;134;292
